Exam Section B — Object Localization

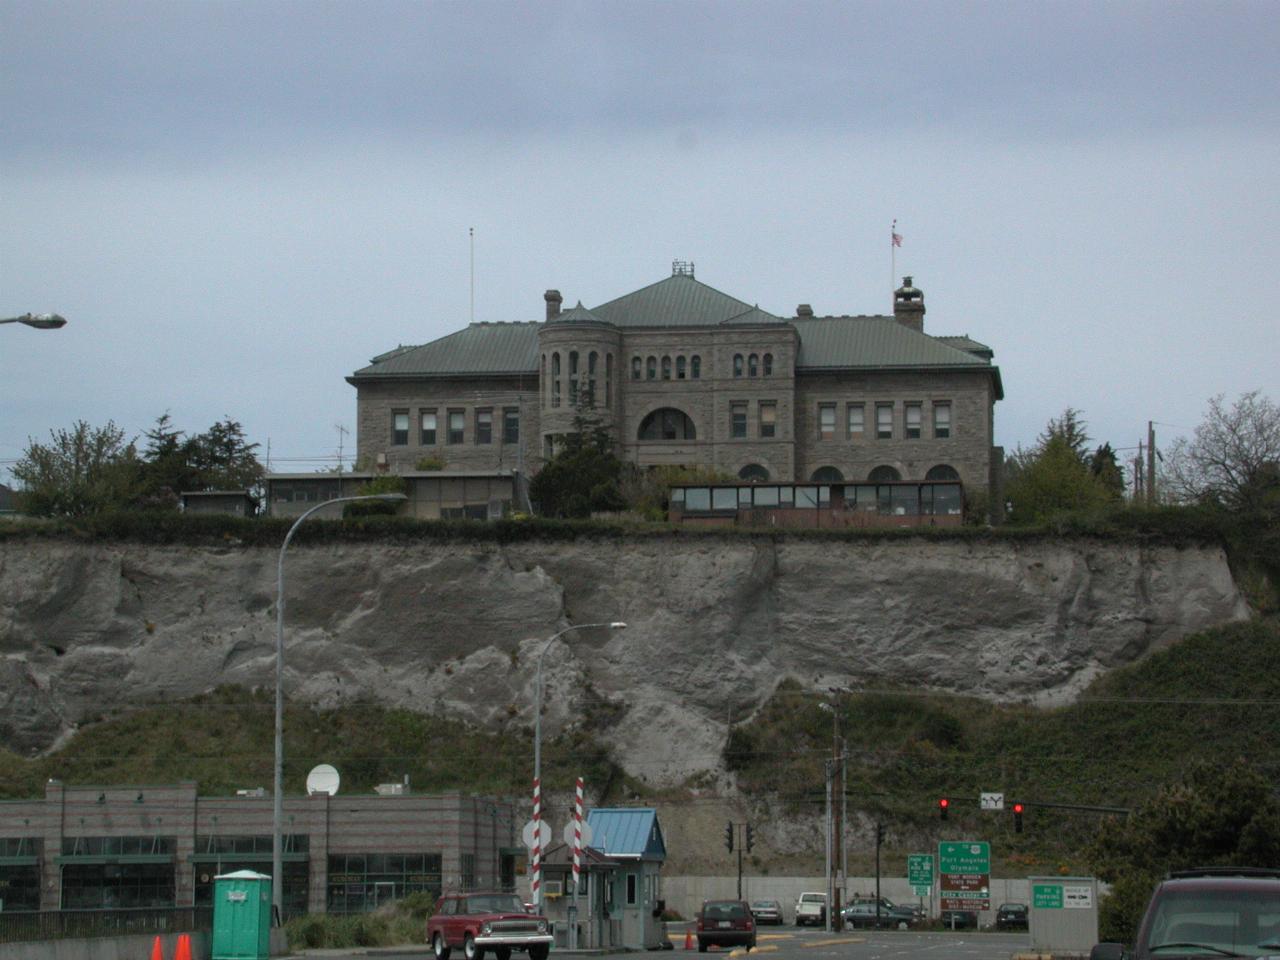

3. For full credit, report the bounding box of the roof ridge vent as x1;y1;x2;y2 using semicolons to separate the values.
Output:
671;259;695;277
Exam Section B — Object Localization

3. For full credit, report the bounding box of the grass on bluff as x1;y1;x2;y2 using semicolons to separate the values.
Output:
0;686;621;801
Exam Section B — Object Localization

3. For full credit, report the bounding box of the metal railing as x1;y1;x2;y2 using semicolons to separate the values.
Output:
0;907;212;944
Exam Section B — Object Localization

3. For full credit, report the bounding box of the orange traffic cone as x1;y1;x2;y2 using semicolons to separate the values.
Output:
684;929;694;950
174;934;192;960
150;936;164;960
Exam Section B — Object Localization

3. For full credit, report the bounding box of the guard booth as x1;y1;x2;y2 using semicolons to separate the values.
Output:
212;869;273;960
1028;876;1100;955
585;808;667;950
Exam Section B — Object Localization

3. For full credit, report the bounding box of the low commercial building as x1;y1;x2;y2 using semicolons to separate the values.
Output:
0;781;520;917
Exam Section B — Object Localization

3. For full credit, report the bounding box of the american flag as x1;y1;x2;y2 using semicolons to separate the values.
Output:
892;221;902;247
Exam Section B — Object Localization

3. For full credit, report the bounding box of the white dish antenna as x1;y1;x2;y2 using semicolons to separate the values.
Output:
306;763;341;796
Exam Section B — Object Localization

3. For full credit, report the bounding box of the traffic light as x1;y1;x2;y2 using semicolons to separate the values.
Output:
725;821;734;852
745;823;754;853
939;797;950;821
1013;802;1024;833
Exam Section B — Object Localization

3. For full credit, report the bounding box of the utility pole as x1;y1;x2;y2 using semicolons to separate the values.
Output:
737;825;743;899
1147;421;1157;505
831;712;844;930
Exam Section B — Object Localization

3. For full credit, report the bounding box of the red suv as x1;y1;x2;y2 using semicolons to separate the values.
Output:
1091;868;1280;960
696;899;757;953
427;892;553;960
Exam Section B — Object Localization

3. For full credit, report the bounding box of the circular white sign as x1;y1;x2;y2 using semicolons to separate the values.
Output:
305;763;341;796
563;820;594;847
521;819;553;849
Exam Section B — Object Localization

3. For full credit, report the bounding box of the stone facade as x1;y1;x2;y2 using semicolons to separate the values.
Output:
348;269;1003;502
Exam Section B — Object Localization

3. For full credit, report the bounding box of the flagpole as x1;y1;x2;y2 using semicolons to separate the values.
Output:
890;219;897;309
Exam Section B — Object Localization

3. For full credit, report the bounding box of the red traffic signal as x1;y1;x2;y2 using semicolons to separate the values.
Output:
1013;802;1024;833
939;797;950;820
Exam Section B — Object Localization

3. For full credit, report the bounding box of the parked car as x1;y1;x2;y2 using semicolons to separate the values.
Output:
842;898;916;930
794;891;827;926
941;908;978;930
749;899;783;925
696;899;757;953
427;892;552;960
996;902;1029;931
1091;867;1280;960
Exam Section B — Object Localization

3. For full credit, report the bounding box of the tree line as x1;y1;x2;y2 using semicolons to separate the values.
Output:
11;413;264;517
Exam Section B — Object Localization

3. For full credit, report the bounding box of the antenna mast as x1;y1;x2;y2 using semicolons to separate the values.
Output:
470;227;475;324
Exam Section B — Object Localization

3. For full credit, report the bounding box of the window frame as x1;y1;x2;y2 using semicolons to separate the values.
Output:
503;407;520;445
759;401;777;439
420;409;438;446
475;408;493;445
731;401;748;439
447;409;465;445
818;403;836;441
905;402;922;440
847;403;864;440
876;403;894;440
933;402;952;439
391;410;409;446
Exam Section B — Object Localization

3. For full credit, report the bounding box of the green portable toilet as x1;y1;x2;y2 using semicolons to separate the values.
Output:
212;869;273;960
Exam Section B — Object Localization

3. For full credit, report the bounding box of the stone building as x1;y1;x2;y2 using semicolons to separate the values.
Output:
347;264;1003;512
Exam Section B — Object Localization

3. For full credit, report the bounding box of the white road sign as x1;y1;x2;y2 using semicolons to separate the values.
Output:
980;792;1005;810
563;820;594;847
522;819;553;849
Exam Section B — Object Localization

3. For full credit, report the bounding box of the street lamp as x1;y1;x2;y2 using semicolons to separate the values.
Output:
271;492;407;921
1;313;67;329
532;620;626;910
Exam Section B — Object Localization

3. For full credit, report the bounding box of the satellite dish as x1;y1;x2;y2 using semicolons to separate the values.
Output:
306;764;341;796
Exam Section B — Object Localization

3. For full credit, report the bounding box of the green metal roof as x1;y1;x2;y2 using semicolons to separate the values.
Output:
349;322;540;379
349;276;1000;399
590;273;784;327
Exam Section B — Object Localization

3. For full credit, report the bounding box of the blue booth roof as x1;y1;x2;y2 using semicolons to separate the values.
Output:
586;808;666;861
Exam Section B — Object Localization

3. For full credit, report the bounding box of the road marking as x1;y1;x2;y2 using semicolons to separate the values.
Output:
728;947;778;956
758;934;793;941
802;937;865;947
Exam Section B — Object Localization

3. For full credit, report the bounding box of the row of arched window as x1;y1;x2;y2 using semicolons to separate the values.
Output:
733;353;774;377
631;354;702;381
542;350;612;409
738;464;961;483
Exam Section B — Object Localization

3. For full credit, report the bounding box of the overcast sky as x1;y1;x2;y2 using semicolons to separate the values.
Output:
3;0;1277;482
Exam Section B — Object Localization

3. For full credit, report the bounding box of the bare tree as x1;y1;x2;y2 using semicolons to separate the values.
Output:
1163;391;1280;511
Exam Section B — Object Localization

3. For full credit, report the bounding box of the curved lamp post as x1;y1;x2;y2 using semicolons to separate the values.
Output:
1;313;67;330
532;620;626;910
272;492;408;920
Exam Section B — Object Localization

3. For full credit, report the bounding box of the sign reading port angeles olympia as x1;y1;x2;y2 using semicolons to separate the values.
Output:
938;841;991;911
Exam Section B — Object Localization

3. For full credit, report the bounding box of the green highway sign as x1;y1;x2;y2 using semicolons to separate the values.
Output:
938;841;990;874
1033;884;1063;909
908;854;934;886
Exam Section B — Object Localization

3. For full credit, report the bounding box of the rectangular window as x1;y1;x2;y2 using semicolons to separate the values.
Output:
448;410;465;445
759;402;776;438
905;403;922;439
847;404;864;439
420;410;437;445
475;409;492;445
731;402;747;439
503;408;519;444
392;411;409;446
934;402;952;439
876;404;893;439
712;488;738;510
819;403;836;441
626;873;637;906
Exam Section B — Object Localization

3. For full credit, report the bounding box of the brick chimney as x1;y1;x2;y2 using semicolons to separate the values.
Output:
796;304;814;318
544;289;562;321
894;276;925;332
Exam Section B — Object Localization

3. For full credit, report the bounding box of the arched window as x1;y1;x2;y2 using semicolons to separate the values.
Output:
587;351;598;407
868;465;902;482
811;467;844;483
733;354;744;377
763;353;773;376
631;356;641;380
661;356;672;380
748;353;759;377
568;351;580;405
638;408;697;441
551;352;561;408
646;356;657;380
676;356;687;379
926;464;960;481
541;354;547;403
606;354;613;407
739;464;770;481
552;352;561;376
691;355;702;379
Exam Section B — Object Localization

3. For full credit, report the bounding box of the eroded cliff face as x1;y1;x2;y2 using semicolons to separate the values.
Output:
0;536;1249;783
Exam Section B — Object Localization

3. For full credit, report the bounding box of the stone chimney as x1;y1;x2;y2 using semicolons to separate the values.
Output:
544;289;562;321
796;304;814;318
894;276;925;332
